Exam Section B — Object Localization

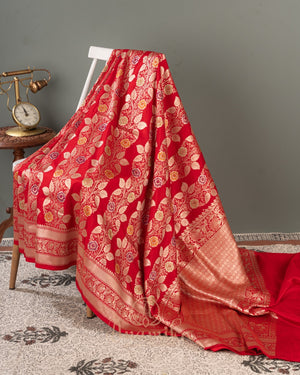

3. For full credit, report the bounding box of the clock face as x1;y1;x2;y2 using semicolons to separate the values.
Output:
12;102;40;128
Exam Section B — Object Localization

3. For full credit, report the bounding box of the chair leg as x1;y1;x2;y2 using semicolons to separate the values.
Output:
86;305;95;319
9;244;20;290
9;243;96;320
10;243;95;319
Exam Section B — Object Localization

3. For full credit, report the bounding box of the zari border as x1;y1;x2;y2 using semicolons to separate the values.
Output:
76;245;170;335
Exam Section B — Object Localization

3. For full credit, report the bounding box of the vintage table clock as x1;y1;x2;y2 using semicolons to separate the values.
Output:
0;68;51;136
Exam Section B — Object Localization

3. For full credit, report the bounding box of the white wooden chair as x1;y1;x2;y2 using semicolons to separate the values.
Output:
76;46;113;111
9;46;114;319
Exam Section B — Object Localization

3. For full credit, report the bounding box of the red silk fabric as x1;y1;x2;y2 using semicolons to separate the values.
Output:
13;50;300;361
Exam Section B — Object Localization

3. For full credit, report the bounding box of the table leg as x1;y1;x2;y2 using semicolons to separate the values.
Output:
13;148;25;162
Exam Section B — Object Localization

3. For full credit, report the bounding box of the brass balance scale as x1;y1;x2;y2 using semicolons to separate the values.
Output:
0;68;51;137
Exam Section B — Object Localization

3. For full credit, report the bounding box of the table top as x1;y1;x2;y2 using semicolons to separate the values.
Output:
0;126;56;150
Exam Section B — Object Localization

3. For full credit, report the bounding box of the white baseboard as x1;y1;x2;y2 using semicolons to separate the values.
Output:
0;237;14;247
234;232;300;242
1;233;300;248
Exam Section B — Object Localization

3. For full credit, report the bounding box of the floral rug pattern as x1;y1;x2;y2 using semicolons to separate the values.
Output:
0;252;12;262
2;325;68;345
69;357;138;375
242;356;300;374
0;249;299;374
22;273;76;288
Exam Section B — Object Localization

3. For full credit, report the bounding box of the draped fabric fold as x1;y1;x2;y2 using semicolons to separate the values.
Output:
13;49;300;361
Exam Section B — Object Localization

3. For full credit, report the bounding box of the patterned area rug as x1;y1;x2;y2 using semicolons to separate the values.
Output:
1;245;300;375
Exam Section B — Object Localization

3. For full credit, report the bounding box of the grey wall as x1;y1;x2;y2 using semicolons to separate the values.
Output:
0;0;299;236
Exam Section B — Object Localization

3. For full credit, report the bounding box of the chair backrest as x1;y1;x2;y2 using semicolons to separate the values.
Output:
76;46;113;111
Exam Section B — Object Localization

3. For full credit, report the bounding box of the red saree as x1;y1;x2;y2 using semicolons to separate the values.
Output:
13;50;300;361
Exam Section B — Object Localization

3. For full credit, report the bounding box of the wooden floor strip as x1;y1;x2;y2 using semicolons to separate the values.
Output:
237;239;300;246
0;246;12;252
1;239;300;253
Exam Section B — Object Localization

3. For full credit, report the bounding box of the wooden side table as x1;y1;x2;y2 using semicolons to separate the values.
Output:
0;126;56;244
